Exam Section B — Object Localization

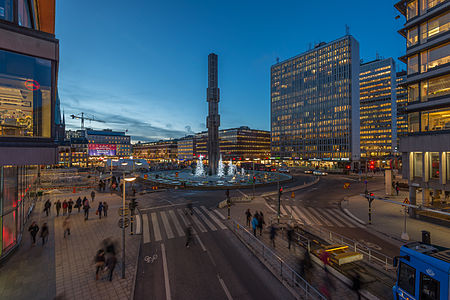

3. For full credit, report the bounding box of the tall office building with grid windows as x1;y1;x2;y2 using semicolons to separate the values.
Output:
271;35;360;168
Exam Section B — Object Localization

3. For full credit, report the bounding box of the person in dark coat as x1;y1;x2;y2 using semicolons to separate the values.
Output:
62;200;68;216
245;209;252;227
76;197;82;213
40;222;49;246
91;190;96;202
97;202;103;219
94;249;105;280
105;253;117;281
83;199;90;221
44;199;51;216
287;226;294;250
257;211;265;236
270;224;277;248
55;200;61;217
103;202;108;217
28;221;39;245
68;199;74;214
352;273;362;300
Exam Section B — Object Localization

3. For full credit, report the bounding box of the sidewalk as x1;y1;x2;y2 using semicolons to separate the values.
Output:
0;189;141;300
343;190;450;248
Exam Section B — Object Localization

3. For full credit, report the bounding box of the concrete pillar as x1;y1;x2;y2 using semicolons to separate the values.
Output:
409;187;417;217
441;152;446;185
423;152;429;182
422;188;430;206
416;188;423;206
385;169;393;195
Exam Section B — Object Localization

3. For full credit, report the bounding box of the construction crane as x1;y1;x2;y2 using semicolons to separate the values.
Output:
70;112;105;129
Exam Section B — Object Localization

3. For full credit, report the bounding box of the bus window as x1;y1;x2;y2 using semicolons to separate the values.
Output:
420;273;440;300
398;262;416;296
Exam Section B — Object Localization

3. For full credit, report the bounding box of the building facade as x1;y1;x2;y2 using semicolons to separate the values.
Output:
177;136;195;162
359;58;397;159
132;140;178;162
395;0;450;215
83;129;131;157
0;0;59;260
271;35;360;169
396;71;409;142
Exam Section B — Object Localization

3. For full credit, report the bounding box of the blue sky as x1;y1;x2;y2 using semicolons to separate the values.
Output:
56;1;405;142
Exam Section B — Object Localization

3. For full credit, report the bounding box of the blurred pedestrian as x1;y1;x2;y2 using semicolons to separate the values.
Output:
103;201;108;217
83;200;90;221
352;273;362;300
245;209;251;226
105;253;117;281
97;202;103;219
44;199;51;216
320;249;331;269
185;225;193;248
395;182;400;196
251;214;258;236
40;222;49;246
287;225;294;250
299;250;312;281
94;249;105;280
258;211;265;236
63;216;71;238
55;200;61;217
91;190;96;202
28;221;39;246
270;224;277;248
68;199;74;215
76;197;82;213
62;200;68;216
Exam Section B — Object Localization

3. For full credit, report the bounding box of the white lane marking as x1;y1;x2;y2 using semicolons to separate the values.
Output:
280;205;288;216
320;209;346;227
308;208;333;226
160;211;175;239
264;201;277;213
195;232;207;252
285;205;304;225
293;206;312;225
177;208;190;226
161;243;171;300
135;214;142;234
168;210;184;237
201;206;227;230
151;212;162;241
217;274;233;300
333;208;365;228
142;214;151;244
140;202;198;211
327;208;355;228
213;209;226;220
302;207;322;225
191;213;207;233
194;207;217;231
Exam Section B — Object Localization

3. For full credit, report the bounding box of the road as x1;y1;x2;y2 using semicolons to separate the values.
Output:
134;203;294;300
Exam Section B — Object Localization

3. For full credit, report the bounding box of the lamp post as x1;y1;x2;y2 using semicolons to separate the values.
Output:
121;162;136;279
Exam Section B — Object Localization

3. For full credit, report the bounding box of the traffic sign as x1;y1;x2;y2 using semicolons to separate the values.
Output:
291;192;295;198
118;218;130;228
144;174;148;179
403;198;409;205
118;207;130;217
343;183;350;189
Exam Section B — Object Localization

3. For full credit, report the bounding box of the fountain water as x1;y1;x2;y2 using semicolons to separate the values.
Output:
195;155;205;177
217;155;225;177
241;168;245;176
227;160;235;176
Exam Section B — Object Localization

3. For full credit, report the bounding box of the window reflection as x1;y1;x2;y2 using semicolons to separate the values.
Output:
413;152;423;178
408;55;419;74
407;0;418;20
0;0;13;22
407;27;418;47
18;0;32;28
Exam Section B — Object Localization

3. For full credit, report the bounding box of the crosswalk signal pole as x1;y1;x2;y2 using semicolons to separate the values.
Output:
366;193;374;225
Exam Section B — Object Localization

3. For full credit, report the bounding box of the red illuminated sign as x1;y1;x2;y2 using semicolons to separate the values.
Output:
24;79;40;91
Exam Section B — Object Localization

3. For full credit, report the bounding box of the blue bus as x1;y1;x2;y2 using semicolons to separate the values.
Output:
393;242;450;300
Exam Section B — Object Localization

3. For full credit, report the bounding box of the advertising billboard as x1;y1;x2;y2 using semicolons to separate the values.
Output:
88;144;116;156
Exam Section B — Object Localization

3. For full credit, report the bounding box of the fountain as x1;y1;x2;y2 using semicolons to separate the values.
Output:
241;168;245;176
195;155;205;177
227;161;236;176
217;155;225;177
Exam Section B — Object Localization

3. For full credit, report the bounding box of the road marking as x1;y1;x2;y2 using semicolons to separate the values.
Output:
327;208;355;228
201;206;227;230
264;202;277;213
213;209;226;220
194;207;217;231
168;210;184;236
190;213;207;233
151;212;162;241
302;207;322;225
217;274;233;300
280;205;288;216
195;233;207;252
140;202;198;211
177;208;190;226
135;214;142;234
320;209;345;227
160;211;174;239
142;214;151;244
308;208;333;226
292;206;312;225
333;208;365;228
161;243;171;300
285;205;304;224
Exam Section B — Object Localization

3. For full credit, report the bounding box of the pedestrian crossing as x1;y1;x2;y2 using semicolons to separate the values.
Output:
279;205;364;229
143;206;227;244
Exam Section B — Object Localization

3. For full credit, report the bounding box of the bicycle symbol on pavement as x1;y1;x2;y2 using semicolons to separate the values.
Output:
144;253;158;264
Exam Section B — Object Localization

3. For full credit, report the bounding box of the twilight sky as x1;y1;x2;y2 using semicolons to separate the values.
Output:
56;0;405;142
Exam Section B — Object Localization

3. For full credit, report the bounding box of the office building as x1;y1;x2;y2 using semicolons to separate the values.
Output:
177;136;195;162
396;71;409;141
271;35;360;169
0;0;59;260
133;140;178;162
395;0;450;215
359;58;397;159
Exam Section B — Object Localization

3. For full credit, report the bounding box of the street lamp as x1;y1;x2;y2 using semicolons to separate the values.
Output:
121;162;136;279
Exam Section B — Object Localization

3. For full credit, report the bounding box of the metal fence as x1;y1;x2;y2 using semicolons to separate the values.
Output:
230;220;326;300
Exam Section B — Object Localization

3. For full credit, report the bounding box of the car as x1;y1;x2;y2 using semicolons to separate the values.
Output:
304;169;314;174
313;170;328;176
278;168;290;173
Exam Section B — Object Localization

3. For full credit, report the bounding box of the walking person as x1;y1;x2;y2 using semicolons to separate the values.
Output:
62;200;68;216
352;273;362;300
28;221;39;246
76;197;82;213
83;199;90;221
185;225;193;248
44;199;51;216
299;250;312;281
287;225;294;250
245;209;252;227
251;214;258;237
55;200;61;217
91;190;96;202
395;182;400;196
97;202;103;219
63;216;71;238
105;253;117;281
68;199;74;215
103;201;108;217
270;224;277;248
94;249;105;280
40;222;49;246
258;211;265;236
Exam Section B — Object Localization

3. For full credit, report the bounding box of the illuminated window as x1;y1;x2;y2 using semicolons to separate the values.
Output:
409;112;420;133
421;11;450;43
420;73;450;101
420;0;446;15
421;108;450;132
407;0;418;20
413;152;423;178
429;152;440;179
420;42;450;73
407;27;419;47
407;55;419;74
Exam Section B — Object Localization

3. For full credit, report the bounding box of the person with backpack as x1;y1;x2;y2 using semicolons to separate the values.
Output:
28;221;39;246
97;202;104;219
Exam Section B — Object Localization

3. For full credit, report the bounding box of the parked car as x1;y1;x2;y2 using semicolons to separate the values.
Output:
304;169;314;174
313;170;328;176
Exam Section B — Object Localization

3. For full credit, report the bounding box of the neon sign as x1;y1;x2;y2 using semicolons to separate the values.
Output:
24;79;40;91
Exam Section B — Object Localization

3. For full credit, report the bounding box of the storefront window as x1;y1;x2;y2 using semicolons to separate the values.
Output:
0;50;52;137
421;11;450;43
17;0;32;28
408;55;419;74
429;152;440;179
420;108;450;131
413;152;423;178
0;0;13;21
420;74;450;101
420;42;450;73
407;0;418;20
408;83;419;102
409;112;420;133
2;166;17;214
2;211;17;251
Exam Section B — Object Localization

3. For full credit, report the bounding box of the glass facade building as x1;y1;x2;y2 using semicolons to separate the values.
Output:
270;35;360;167
396;71;409;142
359;58;397;159
395;0;450;214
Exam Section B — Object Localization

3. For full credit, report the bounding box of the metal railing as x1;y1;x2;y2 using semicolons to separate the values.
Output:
230;220;326;300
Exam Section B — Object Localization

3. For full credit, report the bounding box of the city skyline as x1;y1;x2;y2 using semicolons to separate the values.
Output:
56;0;405;142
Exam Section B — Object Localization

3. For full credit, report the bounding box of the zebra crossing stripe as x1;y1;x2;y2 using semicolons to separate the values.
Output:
293;206;313;225
332;208;364;228
213;209;226;220
151;212;162;241
284;205;304;225
160;211;174;239
169;210;185;236
201;206;227;230
142;214;151;244
320;209;346;227
307;207;333;226
177;208;189;226
190;213;207;233
280;205;288;216
194;207;217;231
301;207;323;225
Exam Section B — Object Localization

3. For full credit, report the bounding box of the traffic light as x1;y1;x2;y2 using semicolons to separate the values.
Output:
278;187;283;197
345;164;351;170
369;160;375;170
253;176;256;183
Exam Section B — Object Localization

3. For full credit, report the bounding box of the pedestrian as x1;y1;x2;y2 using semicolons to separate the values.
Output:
44;199;51;216
97;202;103;219
105;253;117;281
63;216;71;238
185;225;193;248
28;221;39;246
83;196;88;206
91;190;96;202
245;209;251;227
98;180;102;191
55;200;61;217
103;201;108;217
287;225;294;250
299;250;312;281
84;199;90;221
40;222;49;246
68;199;74;215
258;211;265;236
94;249;105;280
352;273;362;300
62;200;68;216
270;224;277;248
251;214;258;237
76;197;82;213
320;249;331;269
395;182;400;196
